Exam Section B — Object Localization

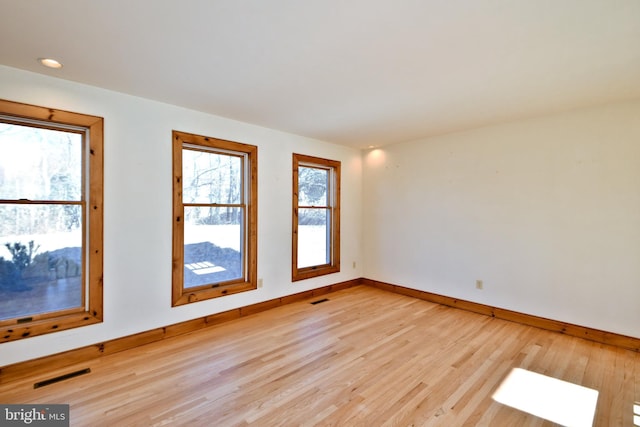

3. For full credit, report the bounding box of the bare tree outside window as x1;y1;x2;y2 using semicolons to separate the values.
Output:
292;153;340;281
172;131;257;306
0;99;103;344
297;166;330;268
0;123;83;320
182;149;244;288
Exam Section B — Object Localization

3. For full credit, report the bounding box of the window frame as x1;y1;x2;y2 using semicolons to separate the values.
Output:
0;99;104;343
292;153;340;281
172;131;258;306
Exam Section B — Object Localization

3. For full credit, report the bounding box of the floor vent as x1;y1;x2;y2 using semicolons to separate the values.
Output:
311;298;329;305
34;368;91;389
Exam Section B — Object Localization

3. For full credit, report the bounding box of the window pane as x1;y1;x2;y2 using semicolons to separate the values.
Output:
0;123;82;201
183;206;243;288
182;149;242;204
0;204;83;320
297;208;330;268
298;166;328;206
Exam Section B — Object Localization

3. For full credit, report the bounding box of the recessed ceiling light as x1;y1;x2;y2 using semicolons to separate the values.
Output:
38;58;63;69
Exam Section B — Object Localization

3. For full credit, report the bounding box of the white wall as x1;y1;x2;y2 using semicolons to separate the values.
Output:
363;99;640;339
0;65;363;365
3;62;639;366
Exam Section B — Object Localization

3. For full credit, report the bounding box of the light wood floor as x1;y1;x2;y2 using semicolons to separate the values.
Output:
1;285;638;426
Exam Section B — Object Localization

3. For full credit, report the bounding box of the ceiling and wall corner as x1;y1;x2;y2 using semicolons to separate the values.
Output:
0;64;364;366
362;98;640;339
1;1;640;364
1;0;639;149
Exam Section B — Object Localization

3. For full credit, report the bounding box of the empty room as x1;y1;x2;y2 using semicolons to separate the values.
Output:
0;1;639;426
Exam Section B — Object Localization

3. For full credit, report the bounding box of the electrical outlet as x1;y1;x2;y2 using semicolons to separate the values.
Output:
258;278;263;288
352;261;356;269
476;279;483;290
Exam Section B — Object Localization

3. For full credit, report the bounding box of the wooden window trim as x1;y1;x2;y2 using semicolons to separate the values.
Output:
0;99;104;343
172;131;258;306
292;153;340;281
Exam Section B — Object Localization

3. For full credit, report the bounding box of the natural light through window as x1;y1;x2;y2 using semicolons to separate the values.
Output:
0;99;103;342
634;401;640;426
0;123;84;321
492;368;598;427
292;153;340;281
172;130;257;306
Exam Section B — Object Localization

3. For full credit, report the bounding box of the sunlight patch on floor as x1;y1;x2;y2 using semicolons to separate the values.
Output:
633;402;639;426
493;368;598;427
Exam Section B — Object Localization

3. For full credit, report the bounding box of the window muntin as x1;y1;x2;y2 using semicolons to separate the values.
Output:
292;154;340;281
0;99;103;342
172;131;257;305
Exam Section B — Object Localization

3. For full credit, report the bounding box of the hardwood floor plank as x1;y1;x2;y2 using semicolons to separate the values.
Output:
0;285;637;426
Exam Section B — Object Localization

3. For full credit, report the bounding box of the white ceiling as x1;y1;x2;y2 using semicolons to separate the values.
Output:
1;1;639;149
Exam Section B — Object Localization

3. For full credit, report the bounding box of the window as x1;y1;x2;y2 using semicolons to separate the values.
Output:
0;99;103;343
292;153;340;281
172;131;257;306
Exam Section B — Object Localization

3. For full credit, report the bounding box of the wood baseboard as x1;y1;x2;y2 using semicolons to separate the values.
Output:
3;276;638;385
0;279;361;385
361;278;640;353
